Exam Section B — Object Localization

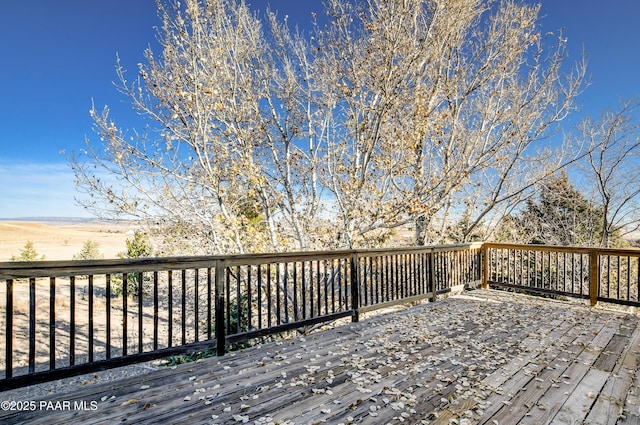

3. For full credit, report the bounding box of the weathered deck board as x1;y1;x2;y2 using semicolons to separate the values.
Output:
2;289;640;425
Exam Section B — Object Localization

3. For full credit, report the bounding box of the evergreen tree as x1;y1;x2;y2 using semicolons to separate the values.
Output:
504;172;606;246
73;240;104;260
120;231;153;259
10;241;45;261
113;230;154;297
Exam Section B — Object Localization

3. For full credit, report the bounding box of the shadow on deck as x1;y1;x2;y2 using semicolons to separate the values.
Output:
2;289;640;425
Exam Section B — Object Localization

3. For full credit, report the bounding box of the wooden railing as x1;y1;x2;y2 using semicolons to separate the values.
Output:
0;243;483;390
483;243;640;307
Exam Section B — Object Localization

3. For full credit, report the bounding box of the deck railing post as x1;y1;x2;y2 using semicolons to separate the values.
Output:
428;249;436;302
351;252;360;322
589;249;599;307
215;259;226;356
482;243;489;289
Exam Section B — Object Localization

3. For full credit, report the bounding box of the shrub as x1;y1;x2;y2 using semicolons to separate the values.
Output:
10;241;45;261
73;240;104;260
111;231;154;297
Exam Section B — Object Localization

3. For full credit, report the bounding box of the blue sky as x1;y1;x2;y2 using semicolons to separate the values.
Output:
0;0;638;218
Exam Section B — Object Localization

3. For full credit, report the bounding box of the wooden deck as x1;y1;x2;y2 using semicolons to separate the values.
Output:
2;288;640;425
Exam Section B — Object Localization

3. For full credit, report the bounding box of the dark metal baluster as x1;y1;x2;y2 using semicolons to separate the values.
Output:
215;261;226;356
330;260;336;313
564;251;568;292
207;268;212;340
637;257;640;302
423;252;427;293
122;274;127;357
616;256;621;300
283;263;289;324
301;262;306;319
226;268;231;334
6;279;13;378
70;275;76;364
153;271;159;351
555;252;559;291
310;261;315;318
394;255;399;299
324;260;329;314
498;248;508;283
276;264;282;325
518;250;523;287
549;252;553;290
257;265;263;329
627;256;631;301
454;251;458;287
168;270;173;348
531;251;536;288
607;255;611;298
138;272;143;352
415;253;421;294
29;277;35;373
412;253;416;294
49;277;56;370
88;275;94;362
363;257;369;306
181;270;187;345
323;260;330;313
338;259;344;310
106;274;112;359
401;254;406;297
580;254;584;296
375;256;381;302
248;265;253;329
237;266;242;332
266;264;272;327
194;269;199;342
316;260;321;316
387;255;392;301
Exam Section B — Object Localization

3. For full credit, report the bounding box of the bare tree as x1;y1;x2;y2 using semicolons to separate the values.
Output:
313;0;586;246
578;99;640;247
72;0;588;253
411;1;587;244
71;0;333;253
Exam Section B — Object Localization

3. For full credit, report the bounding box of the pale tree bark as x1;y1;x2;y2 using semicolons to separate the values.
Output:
71;0;329;254
71;0;589;254
314;0;586;246
406;0;587;244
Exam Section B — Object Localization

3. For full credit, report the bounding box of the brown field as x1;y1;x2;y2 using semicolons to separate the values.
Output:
0;221;133;262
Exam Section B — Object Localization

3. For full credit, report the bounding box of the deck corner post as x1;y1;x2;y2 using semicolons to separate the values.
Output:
350;252;360;322
481;243;489;290
215;259;226;356
589;249;599;307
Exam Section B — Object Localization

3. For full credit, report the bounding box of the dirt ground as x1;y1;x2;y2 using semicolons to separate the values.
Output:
0;221;134;262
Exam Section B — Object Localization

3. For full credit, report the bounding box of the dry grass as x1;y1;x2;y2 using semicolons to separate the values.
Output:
0;221;132;261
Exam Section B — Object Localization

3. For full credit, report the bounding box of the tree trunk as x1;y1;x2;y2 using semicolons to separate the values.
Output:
415;215;427;246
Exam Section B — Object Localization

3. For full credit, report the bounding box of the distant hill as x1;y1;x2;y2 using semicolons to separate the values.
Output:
0;220;132;261
0;217;128;226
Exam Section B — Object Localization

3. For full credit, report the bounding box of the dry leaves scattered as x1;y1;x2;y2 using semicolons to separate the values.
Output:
47;290;632;425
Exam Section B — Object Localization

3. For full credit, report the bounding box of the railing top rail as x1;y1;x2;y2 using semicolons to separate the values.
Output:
0;243;483;279
596;247;640;256
484;242;593;253
485;242;640;256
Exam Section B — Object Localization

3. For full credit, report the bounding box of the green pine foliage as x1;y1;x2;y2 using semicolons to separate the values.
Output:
111;230;154;297
121;230;153;259
497;172;610;247
10;241;45;261
73;240;104;260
